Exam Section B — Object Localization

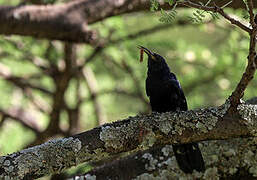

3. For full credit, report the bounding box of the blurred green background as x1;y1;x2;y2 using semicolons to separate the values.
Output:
0;0;255;161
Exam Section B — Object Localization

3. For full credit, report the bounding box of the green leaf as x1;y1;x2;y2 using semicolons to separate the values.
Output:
164;0;174;6
159;8;177;23
150;0;159;11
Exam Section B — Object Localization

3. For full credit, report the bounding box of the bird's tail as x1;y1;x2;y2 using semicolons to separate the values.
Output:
172;143;205;173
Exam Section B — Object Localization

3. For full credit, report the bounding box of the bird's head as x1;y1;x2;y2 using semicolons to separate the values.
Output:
138;45;170;74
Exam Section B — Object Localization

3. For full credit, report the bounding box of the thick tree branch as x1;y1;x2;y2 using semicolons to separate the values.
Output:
1;100;257;179
0;3;97;43
0;0;256;42
72;137;257;179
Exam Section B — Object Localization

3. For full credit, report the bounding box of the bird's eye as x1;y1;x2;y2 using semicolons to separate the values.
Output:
151;54;157;61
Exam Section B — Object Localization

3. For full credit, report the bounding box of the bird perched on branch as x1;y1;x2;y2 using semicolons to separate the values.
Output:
139;46;205;173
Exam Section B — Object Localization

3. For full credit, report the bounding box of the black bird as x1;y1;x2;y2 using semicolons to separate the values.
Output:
140;46;205;173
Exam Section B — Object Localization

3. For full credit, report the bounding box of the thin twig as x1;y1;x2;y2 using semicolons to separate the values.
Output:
216;7;251;33
247;0;256;27
180;1;251;33
228;28;257;113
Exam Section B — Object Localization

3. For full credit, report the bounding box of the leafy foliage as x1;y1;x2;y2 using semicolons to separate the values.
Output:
159;8;177;23
150;0;236;24
150;0;159;12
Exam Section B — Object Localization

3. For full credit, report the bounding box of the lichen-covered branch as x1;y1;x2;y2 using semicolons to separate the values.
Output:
1;100;257;179
72;137;257;179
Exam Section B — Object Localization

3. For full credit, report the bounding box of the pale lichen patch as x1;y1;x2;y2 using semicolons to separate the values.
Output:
139;130;156;148
1;137;82;179
196;122;208;133
99;115;158;151
100;125;126;150
3;160;10;166
133;173;157;180
76;146;109;165
99;121;140;150
142;153;158;171
203;167;219;180
229;167;237;175
161;145;173;157
223;149;236;157
249;166;257;177
0;156;5;164
237;103;257;135
84;174;96;180
148;106;221;138
213;99;230;117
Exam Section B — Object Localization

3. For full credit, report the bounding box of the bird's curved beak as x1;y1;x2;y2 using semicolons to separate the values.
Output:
138;45;156;61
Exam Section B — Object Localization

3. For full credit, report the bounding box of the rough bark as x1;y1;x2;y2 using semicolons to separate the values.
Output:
0;0;256;42
1;100;257;179
73;138;257;180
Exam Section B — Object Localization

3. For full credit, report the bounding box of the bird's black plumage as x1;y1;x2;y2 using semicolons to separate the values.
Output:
141;46;205;173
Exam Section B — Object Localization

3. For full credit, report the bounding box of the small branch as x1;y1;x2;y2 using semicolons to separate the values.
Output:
228;27;257;113
1;101;257;179
83;45;104;66
247;0;256;27
44;43;76;136
180;1;251;33
0;107;41;134
82;66;107;125
216;7;251;33
3;37;50;73
110;22;179;44
24;89;51;113
0;63;52;95
66;78;82;134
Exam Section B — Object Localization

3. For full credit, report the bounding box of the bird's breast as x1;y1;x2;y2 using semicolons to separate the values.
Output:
146;79;177;112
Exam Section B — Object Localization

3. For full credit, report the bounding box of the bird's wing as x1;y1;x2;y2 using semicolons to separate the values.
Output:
166;78;188;111
146;77;151;97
